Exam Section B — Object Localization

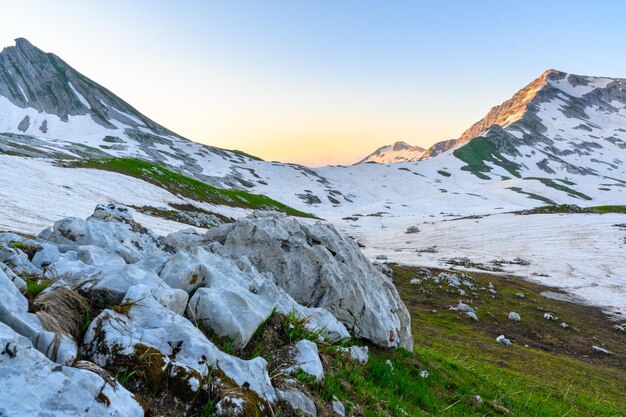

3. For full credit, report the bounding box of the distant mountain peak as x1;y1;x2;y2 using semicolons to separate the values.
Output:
357;141;426;164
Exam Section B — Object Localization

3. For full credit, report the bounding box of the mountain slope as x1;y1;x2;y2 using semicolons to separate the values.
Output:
449;69;626;184
0;38;625;326
0;38;171;133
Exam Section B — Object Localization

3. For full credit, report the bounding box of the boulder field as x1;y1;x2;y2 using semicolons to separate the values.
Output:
0;204;412;416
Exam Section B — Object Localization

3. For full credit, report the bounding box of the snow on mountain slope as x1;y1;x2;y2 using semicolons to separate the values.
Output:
0;38;625;316
356;141;426;164
0;154;249;236
0;38;623;215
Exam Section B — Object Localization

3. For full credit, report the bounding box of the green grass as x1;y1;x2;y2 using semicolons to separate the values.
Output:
72;158;314;218
453;137;522;179
593;205;626;214
524;177;592;201
24;277;52;297
507;186;555;204
516;204;626;215
286;265;626;416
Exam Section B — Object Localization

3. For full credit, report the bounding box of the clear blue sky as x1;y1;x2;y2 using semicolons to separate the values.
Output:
2;0;626;165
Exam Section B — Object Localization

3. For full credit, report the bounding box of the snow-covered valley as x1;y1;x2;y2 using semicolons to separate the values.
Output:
1;36;626;417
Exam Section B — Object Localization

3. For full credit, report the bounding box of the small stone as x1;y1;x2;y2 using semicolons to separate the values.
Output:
508;312;521;322
332;395;346;416
544;313;558;321
496;335;512;346
466;311;479;321
592;345;612;355
286;340;324;382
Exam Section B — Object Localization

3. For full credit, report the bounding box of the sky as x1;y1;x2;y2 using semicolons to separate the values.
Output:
2;1;626;166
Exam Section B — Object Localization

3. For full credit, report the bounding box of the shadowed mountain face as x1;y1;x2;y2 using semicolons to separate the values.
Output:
0;38;170;133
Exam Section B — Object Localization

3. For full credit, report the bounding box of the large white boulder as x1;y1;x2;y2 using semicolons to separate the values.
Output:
158;249;209;293
45;252;187;314
188;286;275;348
0;321;143;417
188;247;350;343
205;213;413;350
44;204;168;264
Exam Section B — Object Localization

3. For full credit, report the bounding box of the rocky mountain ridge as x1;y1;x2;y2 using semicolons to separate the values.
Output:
358;69;626;171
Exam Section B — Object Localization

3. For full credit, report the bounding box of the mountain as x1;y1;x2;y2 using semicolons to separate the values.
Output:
0;38;171;134
448;69;626;182
0;38;623;232
0;38;625;416
419;138;456;159
360;69;626;173
0;38;280;189
356;141;426;164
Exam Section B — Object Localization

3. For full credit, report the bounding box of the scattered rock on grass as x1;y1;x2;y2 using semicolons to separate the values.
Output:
285;340;324;382
508;312;521;322
496;335;512;346
592;345;613;355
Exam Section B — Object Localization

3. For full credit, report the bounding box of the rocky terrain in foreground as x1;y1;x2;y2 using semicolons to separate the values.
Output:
0;204;411;416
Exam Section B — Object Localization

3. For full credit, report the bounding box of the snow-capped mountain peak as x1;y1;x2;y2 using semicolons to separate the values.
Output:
357;140;426;164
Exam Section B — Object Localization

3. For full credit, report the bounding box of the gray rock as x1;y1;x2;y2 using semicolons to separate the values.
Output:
450;302;476;314
348;346;369;364
496;335;512;346
544;312;558;321
159;249;209;293
0;262;25;291
332;396;346;416
206;213;413;350
0;322;143;417
54;260;187;314
45;204;168;264
508;312;521;322
592;345;612;355
83;285;277;411
188;285;274;348
276;387;317;416
0;265;77;365
285;340;324;382
466;311;479;321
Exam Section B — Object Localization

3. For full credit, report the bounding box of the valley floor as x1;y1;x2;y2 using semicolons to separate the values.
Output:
282;265;625;416
2;153;625;320
337;211;626;318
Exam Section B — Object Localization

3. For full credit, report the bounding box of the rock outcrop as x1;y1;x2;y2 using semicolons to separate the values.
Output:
0;321;144;417
204;212;414;350
0;204;414;416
